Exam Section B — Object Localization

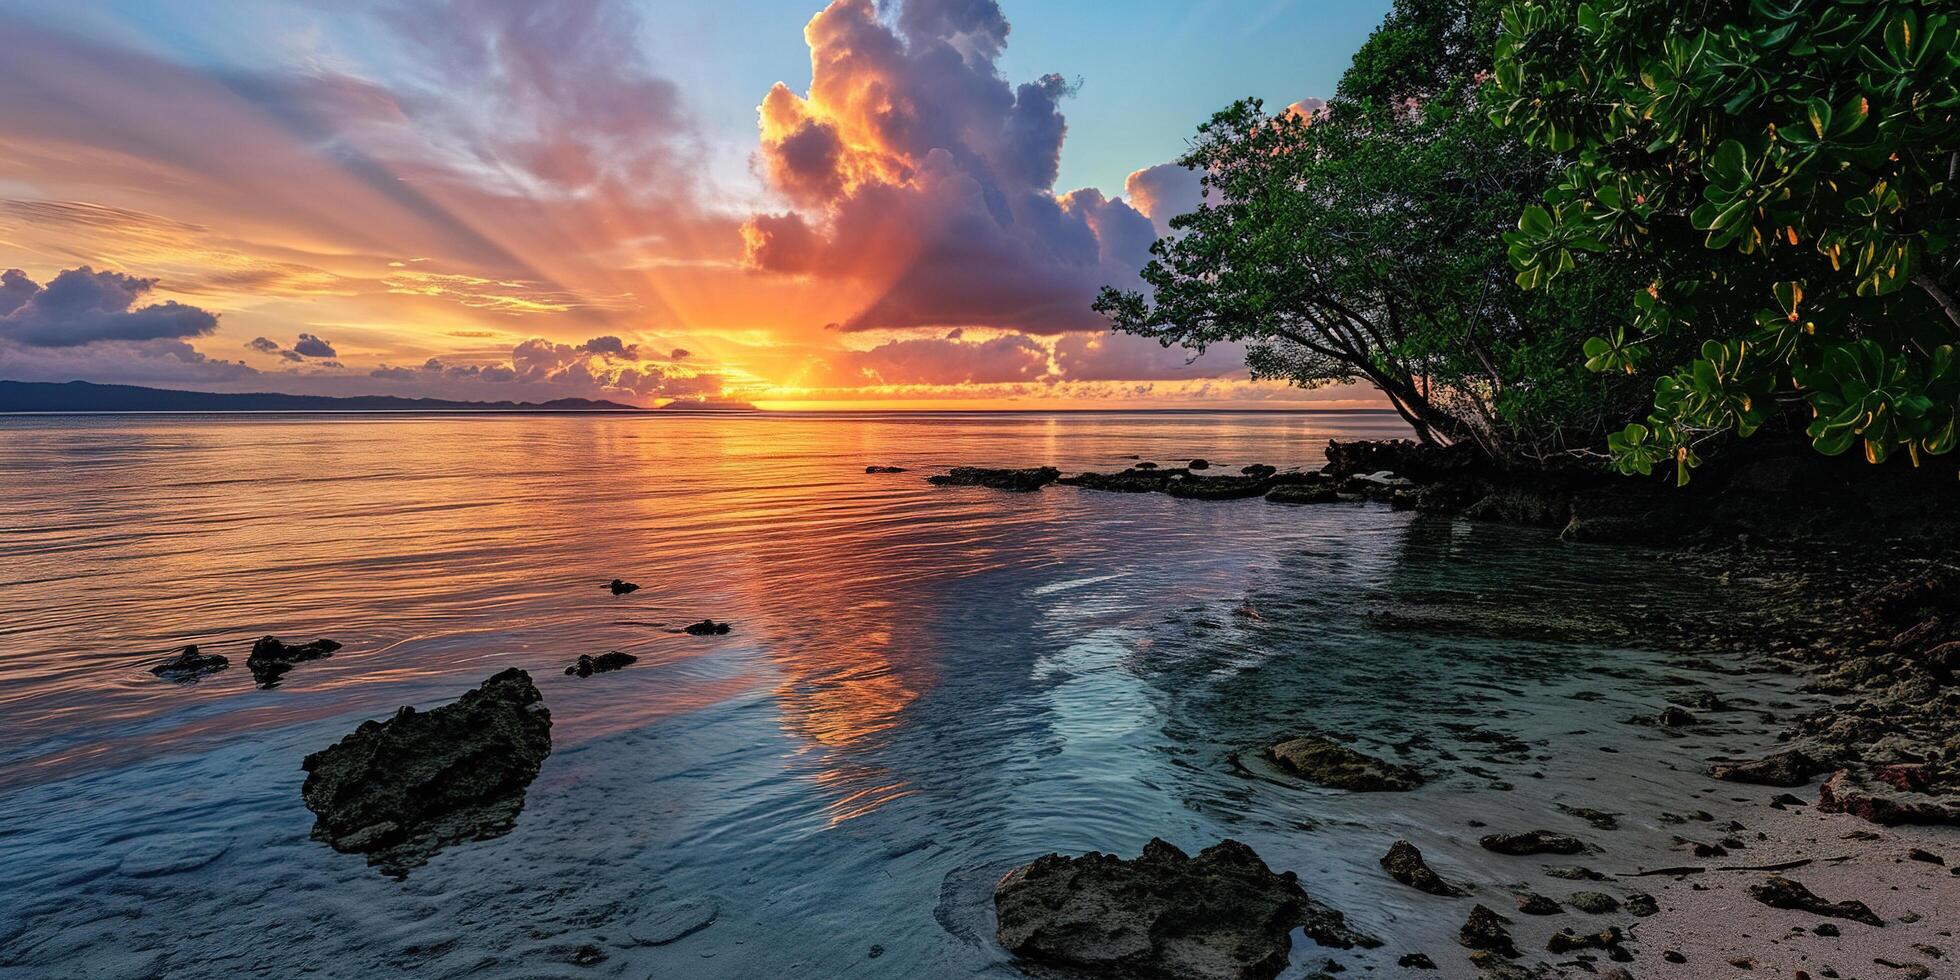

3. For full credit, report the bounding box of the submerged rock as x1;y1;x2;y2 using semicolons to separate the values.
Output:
1380;840;1464;896
565;651;637;677
1746;875;1884;926
608;579;640;595
299;668;552;876
245;636;341;687
1165;474;1277;501
1479;830;1587;856
927;466;1061;492
1265;485;1339;505
864;465;907;473
1710;748;1826;787
1060;468;1177;493
994;838;1378;980
1266;736;1422;791
683;619;732;636
150;645;229;682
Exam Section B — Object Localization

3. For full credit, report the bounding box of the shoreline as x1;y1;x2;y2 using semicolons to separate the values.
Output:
927;443;1960;977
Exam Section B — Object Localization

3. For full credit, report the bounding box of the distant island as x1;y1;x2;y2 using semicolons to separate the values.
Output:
0;380;647;414
658;397;760;412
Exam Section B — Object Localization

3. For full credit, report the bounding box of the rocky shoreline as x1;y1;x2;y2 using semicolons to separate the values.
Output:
933;441;1959;978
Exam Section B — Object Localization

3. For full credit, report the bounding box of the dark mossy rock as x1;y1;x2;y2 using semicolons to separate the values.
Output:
1188;458;1211;470
683;620;732;636
994;838;1378;980
1456;904;1517;958
150;645;229;682
565;651;637;677
1379;840;1463;896
928;466;1061;492
608;578;640;595
1241;464;1277;478
246;636;341;687
300;668;551;876
1479;830;1588;855
1746;875;1883;926
1566;891;1619;914
1397;953;1437;969
1513;892;1561;915
864;465;907;473
1625;893;1658;916
1165;475;1278;501
1710;748;1826;787
1546;926;1628;958
1060;468;1177;493
1266;736;1422;792
1265;485;1340;506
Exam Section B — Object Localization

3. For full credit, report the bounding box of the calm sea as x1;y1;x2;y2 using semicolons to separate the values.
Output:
0;412;1811;978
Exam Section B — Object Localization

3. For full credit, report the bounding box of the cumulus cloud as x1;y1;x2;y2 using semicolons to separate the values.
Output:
808;333;1051;387
366;335;721;404
1124;163;1204;236
292;333;336;358
740;0;1159;335
0;266;219;348
246;336;282;354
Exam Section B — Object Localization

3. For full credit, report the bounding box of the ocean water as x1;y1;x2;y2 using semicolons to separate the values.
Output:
0;412;1818;978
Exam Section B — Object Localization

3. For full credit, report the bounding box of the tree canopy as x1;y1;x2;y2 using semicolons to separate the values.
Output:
1096;0;1650;458
1492;0;1960;481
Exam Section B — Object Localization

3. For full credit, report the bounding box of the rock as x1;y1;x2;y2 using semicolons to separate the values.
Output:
1746;875;1884;926
1546;927;1627;958
1657;706;1698;727
570;945;605;967
1479;830;1587;856
149;645;229;682
1566;891;1619;914
1908;847;1946;865
1710;748;1827;787
1136;461;1159;470
993;838;1378;980
1557;805;1620;830
245;636;341;687
1322;439;1477;482
1265;485;1339;505
1389;489;1419;511
1165;475;1278;501
1543;865;1606;880
1266;736;1423;792
1818;768;1960;826
682;619;732;636
608;579;640;595
1060;469;1177;493
1514;892;1560;915
299;668;552;876
1625;893;1658;917
1397;953;1437;969
928;466;1060;492
1379;840;1464;896
1457;905;1517;959
564;651;637;677
1241;464;1277;478
1188;459;1211;470
864;465;906;473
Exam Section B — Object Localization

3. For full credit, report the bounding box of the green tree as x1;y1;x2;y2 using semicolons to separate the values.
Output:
1096;0;1647;456
1492;0;1960;482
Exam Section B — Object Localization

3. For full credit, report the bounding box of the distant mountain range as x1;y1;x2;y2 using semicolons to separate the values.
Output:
0;380;648;413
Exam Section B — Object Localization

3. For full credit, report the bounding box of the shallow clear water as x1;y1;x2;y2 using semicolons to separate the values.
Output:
0;412;1817;978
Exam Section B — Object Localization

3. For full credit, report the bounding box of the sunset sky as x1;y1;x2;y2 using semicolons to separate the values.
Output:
0;0;1392;409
